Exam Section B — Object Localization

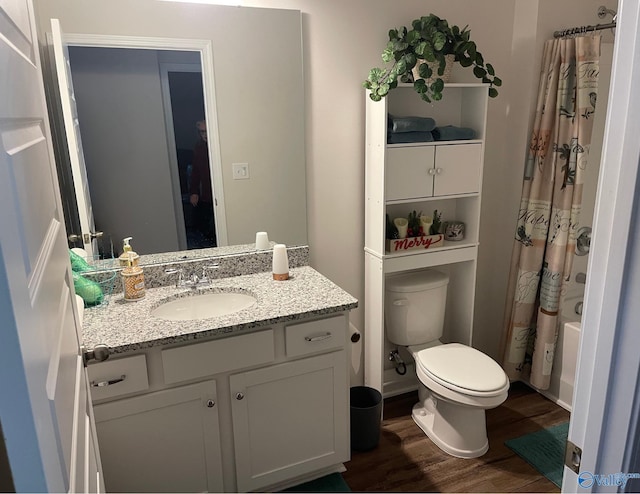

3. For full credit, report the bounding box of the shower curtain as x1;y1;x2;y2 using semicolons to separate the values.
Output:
501;35;601;390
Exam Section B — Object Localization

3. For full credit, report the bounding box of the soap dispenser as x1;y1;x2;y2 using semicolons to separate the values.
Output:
119;237;140;267
118;237;140;267
120;237;145;301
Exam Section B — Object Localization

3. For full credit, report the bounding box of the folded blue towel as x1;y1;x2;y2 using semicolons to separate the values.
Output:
388;115;437;133
432;125;476;141
387;131;434;144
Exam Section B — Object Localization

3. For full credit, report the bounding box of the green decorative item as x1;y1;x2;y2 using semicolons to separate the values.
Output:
69;249;91;272
407;210;422;237
430;210;443;235
72;271;104;307
363;14;502;103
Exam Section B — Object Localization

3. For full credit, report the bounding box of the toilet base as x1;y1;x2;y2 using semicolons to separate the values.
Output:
411;396;489;459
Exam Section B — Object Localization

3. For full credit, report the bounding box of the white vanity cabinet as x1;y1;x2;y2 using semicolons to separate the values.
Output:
92;380;224;493
365;83;489;397
231;351;348;492
87;312;350;493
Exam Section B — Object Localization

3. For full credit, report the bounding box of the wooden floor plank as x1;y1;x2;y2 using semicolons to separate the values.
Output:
343;382;570;493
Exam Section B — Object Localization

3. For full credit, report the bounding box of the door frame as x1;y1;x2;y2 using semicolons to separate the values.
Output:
158;61;204;251
63;33;228;247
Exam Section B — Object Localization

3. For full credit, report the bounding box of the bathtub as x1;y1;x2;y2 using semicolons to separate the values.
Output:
539;294;582;411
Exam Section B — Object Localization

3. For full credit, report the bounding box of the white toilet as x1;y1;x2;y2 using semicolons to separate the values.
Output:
385;269;509;458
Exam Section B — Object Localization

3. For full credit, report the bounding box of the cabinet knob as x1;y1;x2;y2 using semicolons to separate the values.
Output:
206;399;215;408
428;168;436;175
435;167;443;174
236;392;245;400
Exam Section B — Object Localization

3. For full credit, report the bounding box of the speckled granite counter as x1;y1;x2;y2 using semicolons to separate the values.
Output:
82;266;358;354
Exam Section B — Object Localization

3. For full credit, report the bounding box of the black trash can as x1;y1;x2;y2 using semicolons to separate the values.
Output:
350;386;383;452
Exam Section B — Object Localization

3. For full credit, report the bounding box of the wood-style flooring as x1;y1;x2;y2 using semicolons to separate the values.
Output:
342;382;570;493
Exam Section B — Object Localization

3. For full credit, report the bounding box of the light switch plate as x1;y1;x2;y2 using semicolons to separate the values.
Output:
232;163;250;180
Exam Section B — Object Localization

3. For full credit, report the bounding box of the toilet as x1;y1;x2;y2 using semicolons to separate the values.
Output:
385;269;509;458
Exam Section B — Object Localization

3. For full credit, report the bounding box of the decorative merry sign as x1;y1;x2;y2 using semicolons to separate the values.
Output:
385;234;444;252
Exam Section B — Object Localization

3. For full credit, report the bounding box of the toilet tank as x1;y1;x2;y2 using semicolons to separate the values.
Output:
385;269;449;346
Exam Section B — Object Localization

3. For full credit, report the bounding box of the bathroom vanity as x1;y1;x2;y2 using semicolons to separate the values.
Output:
82;263;357;493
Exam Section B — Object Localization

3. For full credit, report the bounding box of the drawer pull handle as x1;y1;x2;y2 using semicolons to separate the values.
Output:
206;399;216;408
91;375;126;387
236;392;245;400
305;332;332;343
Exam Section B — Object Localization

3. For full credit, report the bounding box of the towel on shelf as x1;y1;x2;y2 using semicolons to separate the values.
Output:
432;125;476;141
387;131;434;144
388;114;436;133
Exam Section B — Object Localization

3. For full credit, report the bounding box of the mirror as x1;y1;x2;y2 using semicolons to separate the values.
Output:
33;0;307;262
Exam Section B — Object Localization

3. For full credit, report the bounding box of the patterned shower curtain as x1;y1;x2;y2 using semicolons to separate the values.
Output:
500;35;601;390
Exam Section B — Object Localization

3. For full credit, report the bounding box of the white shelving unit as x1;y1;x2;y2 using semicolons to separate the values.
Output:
364;83;489;397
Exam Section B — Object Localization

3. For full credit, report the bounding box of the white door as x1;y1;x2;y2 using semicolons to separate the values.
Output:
49;18;98;258
0;1;103;492
432;144;482;197
385;146;435;200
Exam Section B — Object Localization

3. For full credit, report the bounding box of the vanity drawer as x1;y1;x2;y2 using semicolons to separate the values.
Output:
285;316;346;358
88;354;149;402
162;330;275;384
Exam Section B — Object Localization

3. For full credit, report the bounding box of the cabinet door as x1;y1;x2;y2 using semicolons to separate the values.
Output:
231;351;349;492
93;380;223;493
433;144;483;196
386;146;435;200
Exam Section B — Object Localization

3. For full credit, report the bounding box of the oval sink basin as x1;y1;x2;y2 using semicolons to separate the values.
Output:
151;291;257;321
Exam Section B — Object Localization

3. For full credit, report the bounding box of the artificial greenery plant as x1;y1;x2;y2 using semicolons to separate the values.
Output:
363;14;502;103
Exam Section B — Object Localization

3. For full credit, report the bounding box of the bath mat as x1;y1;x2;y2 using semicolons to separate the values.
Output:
282;472;351;492
505;422;569;488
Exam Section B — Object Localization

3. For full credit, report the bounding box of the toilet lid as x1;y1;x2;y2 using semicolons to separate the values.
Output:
416;343;508;394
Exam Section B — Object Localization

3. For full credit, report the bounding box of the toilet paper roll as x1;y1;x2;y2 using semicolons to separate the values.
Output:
272;244;289;280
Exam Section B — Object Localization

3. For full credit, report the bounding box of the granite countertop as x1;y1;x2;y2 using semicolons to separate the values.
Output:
82;266;358;354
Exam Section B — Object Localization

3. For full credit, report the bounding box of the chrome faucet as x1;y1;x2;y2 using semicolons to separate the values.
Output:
164;268;184;288
164;263;220;289
164;263;220;290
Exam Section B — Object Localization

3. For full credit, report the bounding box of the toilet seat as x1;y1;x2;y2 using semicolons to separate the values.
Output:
414;343;509;398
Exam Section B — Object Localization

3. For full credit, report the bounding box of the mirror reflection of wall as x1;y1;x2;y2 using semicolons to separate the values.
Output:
34;0;307;259
68;47;214;255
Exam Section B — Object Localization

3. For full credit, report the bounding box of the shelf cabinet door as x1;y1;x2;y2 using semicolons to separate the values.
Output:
433;143;483;196
386;146;435;200
231;351;349;492
93;380;223;493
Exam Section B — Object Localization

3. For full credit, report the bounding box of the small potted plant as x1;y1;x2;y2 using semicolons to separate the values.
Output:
363;14;502;103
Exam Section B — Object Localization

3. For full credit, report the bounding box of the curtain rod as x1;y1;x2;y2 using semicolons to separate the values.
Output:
554;21;616;38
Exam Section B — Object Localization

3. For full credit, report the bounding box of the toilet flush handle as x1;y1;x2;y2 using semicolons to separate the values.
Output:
393;299;408;306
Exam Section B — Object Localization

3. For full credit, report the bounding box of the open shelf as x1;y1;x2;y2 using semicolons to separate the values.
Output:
364;83;489;394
